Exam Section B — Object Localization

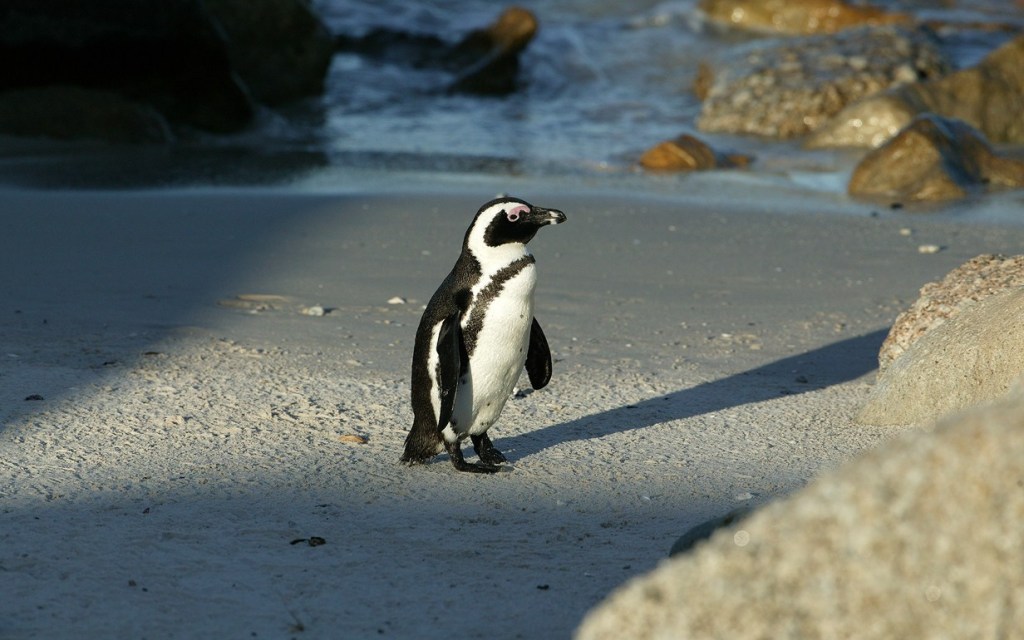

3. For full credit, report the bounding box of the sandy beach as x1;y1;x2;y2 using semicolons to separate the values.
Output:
3;185;1024;639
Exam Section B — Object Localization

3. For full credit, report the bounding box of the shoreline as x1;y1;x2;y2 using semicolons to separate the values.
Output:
3;186;1024;638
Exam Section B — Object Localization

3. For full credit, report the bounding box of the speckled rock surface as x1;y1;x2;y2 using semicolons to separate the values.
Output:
879;254;1024;371
699;0;911;35
577;384;1024;639
847;115;1024;202
808;34;1024;148
696;26;946;139
858;287;1024;426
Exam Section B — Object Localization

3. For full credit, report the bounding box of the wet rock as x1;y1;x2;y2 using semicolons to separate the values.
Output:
335;6;538;96
204;0;334;106
578;384;1024;639
448;7;538;96
879;254;1024;373
0;86;173;143
0;0;254;134
858;287;1024;426
699;0;911;35
808;35;1024;148
847;115;1024;202
696;27;946;139
0;0;334;140
639;134;751;171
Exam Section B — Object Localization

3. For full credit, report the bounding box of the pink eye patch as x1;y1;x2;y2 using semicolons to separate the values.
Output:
506;205;529;222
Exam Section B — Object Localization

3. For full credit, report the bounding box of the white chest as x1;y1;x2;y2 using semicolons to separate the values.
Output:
453;263;537;435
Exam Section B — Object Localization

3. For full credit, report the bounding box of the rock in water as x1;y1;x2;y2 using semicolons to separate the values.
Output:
808;34;1024;148
0;0;254;134
577;384;1024;638
698;0;911;35
639;134;751;171
696;26;946;139
204;0;334;106
847;115;1024;202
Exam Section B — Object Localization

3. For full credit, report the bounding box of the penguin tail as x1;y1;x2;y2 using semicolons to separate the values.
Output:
400;417;444;465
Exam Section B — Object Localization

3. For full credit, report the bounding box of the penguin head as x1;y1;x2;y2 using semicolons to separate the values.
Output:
465;197;566;254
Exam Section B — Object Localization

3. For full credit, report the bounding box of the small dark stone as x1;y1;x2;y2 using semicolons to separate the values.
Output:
670;506;754;556
795;375;809;383
307;536;326;547
24;394;44;401
536;584;550;590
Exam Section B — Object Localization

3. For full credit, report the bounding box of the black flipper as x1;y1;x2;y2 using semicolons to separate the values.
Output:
435;312;463;430
525;317;552;390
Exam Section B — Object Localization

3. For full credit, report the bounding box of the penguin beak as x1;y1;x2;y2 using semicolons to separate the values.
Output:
530;206;567;226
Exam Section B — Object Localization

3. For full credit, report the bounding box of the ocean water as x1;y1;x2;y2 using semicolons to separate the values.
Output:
302;0;1023;201
2;0;1021;221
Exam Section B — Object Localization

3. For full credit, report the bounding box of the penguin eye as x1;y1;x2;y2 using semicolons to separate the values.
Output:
506;205;528;222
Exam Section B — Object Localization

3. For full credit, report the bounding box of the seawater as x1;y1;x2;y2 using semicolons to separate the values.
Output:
308;0;1022;204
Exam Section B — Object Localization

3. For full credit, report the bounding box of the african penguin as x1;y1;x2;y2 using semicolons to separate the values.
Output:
401;196;566;473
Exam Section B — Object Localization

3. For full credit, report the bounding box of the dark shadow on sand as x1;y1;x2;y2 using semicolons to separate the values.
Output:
501;329;887;460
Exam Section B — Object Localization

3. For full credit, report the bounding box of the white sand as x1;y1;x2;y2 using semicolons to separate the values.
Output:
3;186;1024;638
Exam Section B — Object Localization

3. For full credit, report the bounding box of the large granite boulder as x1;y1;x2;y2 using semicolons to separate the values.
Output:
857;287;1024;426
808;34;1024;148
577;383;1024;638
699;0;911;35
0;0;333;139
0;0;253;133
878;254;1024;372
696;26;947;139
847;114;1024;202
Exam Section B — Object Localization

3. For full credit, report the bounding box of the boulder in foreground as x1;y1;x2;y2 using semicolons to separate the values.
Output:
577;383;1024;638
878;254;1024;372
857;286;1024;426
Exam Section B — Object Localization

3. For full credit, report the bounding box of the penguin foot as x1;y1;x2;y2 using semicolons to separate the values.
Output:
445;440;500;474
471;433;507;465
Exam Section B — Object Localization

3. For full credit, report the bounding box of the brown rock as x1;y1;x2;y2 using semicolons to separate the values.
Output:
808;34;1024;147
577;384;1024;639
878;254;1024;372
639;134;752;171
847;114;1024;202
699;0;912;35
696;27;946;139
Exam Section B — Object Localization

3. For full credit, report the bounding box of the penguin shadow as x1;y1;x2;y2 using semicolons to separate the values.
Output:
500;329;888;460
